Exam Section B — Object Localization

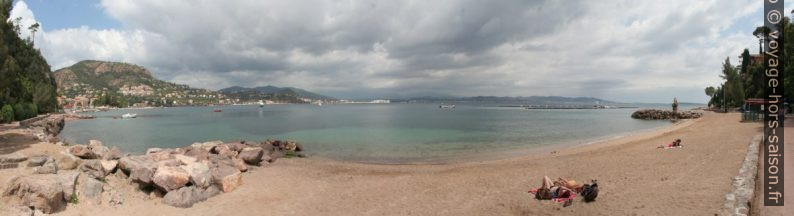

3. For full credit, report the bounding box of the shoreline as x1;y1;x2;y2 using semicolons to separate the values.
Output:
326;118;695;166
1;111;763;215
57;106;689;165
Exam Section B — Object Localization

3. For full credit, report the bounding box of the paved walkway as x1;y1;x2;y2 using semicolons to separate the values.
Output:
753;115;793;215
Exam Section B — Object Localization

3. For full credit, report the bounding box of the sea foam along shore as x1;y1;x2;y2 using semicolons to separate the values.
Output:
1;112;762;215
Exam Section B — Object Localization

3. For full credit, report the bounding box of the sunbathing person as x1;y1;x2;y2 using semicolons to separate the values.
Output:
536;176;576;200
657;138;682;148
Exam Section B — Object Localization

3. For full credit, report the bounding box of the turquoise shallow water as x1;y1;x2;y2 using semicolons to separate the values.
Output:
60;103;674;163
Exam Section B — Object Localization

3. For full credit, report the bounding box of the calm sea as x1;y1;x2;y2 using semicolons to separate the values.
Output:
60;103;680;163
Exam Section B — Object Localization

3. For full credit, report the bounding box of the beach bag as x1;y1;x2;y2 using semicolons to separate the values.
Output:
581;181;599;202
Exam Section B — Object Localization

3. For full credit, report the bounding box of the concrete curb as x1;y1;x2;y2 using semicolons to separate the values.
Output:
720;134;763;216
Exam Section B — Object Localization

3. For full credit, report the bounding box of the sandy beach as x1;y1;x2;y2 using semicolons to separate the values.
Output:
0;112;765;215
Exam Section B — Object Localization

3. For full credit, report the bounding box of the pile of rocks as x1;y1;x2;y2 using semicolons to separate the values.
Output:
20;114;65;143
630;109;703;120
2;138;304;213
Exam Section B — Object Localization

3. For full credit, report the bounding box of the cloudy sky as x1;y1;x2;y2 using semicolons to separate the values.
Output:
11;0;771;102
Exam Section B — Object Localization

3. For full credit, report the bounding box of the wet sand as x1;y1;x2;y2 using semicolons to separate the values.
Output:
1;112;763;215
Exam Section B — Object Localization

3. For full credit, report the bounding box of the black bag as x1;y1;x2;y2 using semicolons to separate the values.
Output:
580;181;599;202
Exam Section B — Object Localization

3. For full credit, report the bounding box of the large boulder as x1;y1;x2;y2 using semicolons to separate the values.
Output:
219;148;238;159
153;166;190;192
79;160;106;179
258;154;273;166
148;151;173;162
211;144;229;154
174;154;197;164
181;162;212;189
225;142;247;153
68;145;97;159
35;158;58;174
80;176;103;204
3;174;66;214
100;160;118;174
157;159;184;167
87;140;103;148
27;155;49;167
55;151;80;170
284;141;298;151
163;185;220;208
184;147;210;162
211;165;242;193
57;171;80;201
103;146;123;160
238;147;264;165
191;140;223;151
118;155;157;185
232;158;248;172
88;140;110;159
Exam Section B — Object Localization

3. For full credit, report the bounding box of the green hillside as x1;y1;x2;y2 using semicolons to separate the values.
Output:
54;60;221;107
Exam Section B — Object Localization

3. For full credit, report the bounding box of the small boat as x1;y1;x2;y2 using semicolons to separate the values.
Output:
317;101;323;107
121;113;137;119
258;100;265;108
213;108;223;112
439;104;455;109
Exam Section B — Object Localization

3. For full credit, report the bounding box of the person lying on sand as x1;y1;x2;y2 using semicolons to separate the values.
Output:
657;138;682;149
533;176;577;206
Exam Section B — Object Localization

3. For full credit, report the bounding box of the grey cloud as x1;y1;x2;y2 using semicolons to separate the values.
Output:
25;0;762;103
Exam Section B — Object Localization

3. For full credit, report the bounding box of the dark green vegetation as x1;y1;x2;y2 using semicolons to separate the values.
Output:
219;85;333;103
706;18;794;111
54;60;221;107
0;0;58;123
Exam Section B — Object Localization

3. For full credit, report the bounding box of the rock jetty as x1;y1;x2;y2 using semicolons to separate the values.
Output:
2;139;305;213
630;109;703;120
20;114;65;143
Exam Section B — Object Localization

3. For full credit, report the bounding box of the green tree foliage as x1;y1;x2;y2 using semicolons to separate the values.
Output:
11;102;38;120
707;17;794;111
739;48;765;99
704;86;716;97
710;58;744;108
0;104;12;123
0;0;58;119
780;17;794;110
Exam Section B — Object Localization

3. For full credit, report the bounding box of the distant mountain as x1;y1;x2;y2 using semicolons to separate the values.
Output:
219;85;333;100
391;96;616;105
53;60;219;107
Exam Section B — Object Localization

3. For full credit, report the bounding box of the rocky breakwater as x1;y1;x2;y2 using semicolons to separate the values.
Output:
19;114;65;143
630;109;703;120
2;139;305;213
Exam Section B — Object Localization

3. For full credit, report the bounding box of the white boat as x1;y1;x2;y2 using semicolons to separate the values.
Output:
316;101;323;106
121;113;137;119
439;104;455;109
258;100;265;107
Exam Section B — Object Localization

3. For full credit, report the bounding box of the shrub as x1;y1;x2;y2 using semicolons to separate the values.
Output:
11;103;38;121
26;103;38;117
0;105;13;123
13;103;24;121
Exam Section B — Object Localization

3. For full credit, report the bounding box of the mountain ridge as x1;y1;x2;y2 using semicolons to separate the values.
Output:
219;85;333;100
